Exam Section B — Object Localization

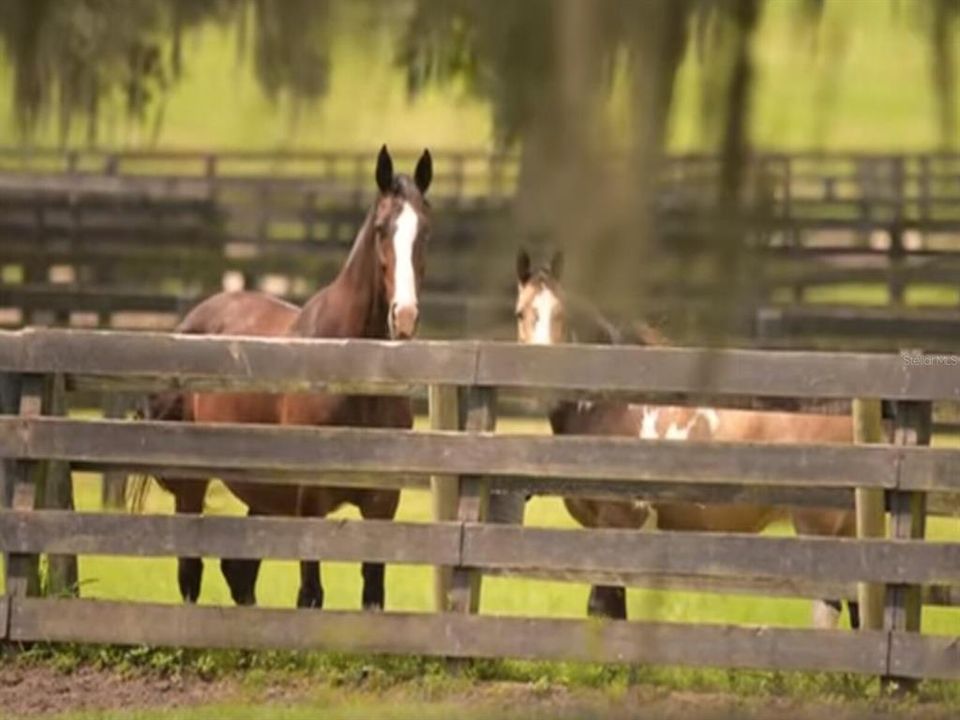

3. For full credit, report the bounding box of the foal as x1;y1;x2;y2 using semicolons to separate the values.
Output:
136;146;432;610
515;249;858;628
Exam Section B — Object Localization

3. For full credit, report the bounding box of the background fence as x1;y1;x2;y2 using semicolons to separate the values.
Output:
2;149;960;350
0;328;957;682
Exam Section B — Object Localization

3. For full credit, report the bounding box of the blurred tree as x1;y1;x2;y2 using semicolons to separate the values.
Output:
0;0;336;143
400;0;758;327
400;0;960;336
0;0;234;142
926;0;960;147
239;0;332;107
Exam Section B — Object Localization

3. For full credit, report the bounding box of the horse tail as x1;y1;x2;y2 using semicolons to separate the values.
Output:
125;391;185;513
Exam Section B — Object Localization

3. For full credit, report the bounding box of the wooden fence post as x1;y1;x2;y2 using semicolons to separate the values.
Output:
429;385;459;612
0;372;21;614
883;400;931;691
487;491;526;525
37;374;78;596
4;375;45;600
853;398;886;630
3;373;77;601
100;393;130;510
449;386;497;614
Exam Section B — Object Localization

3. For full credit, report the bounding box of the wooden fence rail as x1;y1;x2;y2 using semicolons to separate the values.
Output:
0;329;957;682
1;328;960;400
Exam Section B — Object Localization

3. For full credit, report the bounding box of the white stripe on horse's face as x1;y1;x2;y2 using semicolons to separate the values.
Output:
531;286;559;345
392;201;419;314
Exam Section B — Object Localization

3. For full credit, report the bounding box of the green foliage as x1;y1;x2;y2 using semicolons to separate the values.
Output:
0;0;338;141
0;0;233;141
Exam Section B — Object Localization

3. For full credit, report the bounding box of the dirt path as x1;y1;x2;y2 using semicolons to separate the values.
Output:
1;663;956;719
0;664;233;718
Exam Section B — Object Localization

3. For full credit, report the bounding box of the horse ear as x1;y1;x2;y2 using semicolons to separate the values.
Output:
550;251;564;280
414;149;433;194
376;144;394;193
516;248;532;284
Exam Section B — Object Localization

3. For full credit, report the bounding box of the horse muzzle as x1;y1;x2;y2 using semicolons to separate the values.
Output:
390;303;419;340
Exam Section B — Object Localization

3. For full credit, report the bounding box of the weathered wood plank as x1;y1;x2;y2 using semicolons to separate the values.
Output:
0;374;19;510
476;342;960;401
885;402;932;636
450;387;497;615
3;512;956;588
461;525;960;586
0;511;460;565
0;330;958;401
0;329;478;392
854;398;887;631
33;373;77;597
9;598;896;676
888;631;960;681
5;375;43;599
2;417;958;492
429;385;460;613
883;401;932;689
0;595;8;640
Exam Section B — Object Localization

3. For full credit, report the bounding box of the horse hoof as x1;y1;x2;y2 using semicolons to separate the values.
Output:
363;602;384;612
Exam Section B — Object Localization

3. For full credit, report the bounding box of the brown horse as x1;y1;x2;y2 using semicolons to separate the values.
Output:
135;146;433;610
515;249;858;628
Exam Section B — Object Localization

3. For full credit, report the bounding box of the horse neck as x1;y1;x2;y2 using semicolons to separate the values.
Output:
323;208;389;338
305;208;387;339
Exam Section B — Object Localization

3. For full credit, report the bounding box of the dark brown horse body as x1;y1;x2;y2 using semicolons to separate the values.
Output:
515;249;858;629
143;147;433;609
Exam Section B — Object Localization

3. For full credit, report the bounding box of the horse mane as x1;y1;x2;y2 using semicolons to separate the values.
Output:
565;292;670;348
626;320;672;347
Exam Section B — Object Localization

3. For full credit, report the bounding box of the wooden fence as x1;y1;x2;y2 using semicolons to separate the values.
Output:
0;328;957;681
2;149;960;347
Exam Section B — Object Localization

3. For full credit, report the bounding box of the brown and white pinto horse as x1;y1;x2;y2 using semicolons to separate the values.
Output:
135;146;433;610
515;249;858;628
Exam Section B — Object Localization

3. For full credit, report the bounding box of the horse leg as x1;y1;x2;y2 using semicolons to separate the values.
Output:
220;507;263;606
570;499;640;621
848;600;861;630
297;560;324;609
587;585;627;620
165;479;208;604
359;490;401;610
792;508;857;629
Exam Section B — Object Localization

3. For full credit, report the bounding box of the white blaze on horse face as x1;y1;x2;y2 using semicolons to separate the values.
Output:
531;286;559;345
392;202;419;313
